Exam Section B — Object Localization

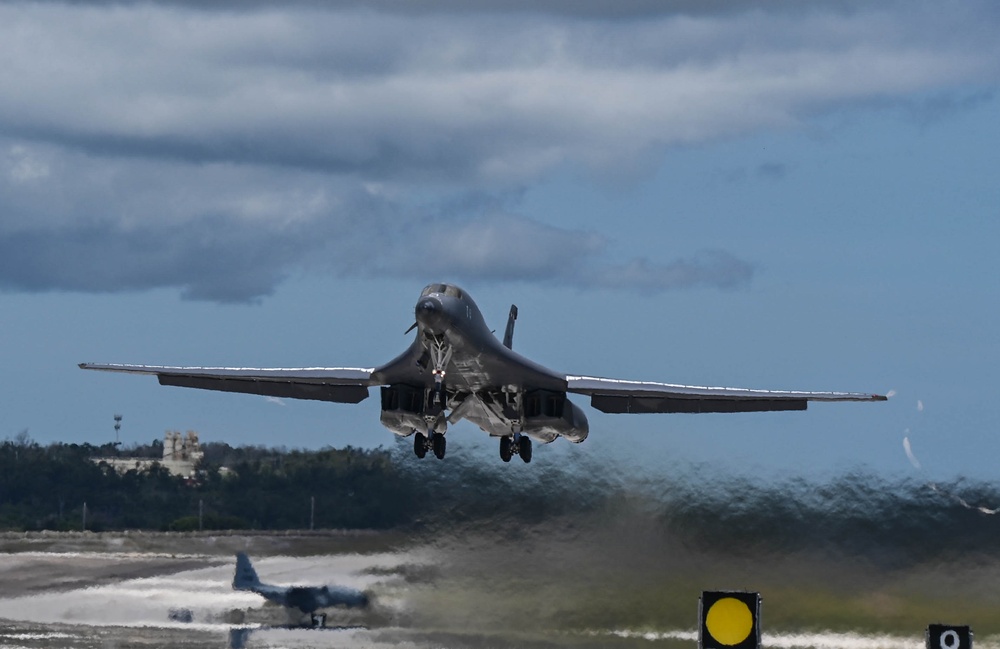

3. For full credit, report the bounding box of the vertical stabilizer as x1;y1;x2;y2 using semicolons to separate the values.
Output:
233;552;261;591
502;305;518;349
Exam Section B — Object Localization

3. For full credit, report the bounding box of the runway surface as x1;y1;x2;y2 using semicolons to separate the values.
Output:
0;532;997;649
0;533;425;648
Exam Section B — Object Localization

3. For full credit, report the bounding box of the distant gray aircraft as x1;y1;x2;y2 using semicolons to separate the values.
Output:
232;552;368;626
80;283;885;463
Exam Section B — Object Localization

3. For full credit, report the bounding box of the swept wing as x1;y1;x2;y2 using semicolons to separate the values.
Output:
78;363;376;403
79;283;887;463
566;375;887;414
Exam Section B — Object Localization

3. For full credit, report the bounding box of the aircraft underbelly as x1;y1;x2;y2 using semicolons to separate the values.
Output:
376;314;575;443
457;391;561;443
463;413;558;443
446;334;565;391
448;353;490;391
463;405;507;438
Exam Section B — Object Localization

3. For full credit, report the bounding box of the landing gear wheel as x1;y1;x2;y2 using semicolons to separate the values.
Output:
518;435;532;463
413;431;427;458
499;436;513;462
311;613;327;627
432;432;447;459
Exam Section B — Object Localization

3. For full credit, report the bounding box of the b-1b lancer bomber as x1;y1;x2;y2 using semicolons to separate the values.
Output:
80;283;886;463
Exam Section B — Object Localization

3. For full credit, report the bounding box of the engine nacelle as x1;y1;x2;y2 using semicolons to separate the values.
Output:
520;389;589;444
379;384;429;437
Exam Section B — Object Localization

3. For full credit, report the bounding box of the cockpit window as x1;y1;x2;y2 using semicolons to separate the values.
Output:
421;284;444;297
421;284;462;299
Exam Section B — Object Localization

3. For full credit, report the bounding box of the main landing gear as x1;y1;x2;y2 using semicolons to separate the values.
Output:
413;431;447;460
428;336;452;412
411;335;452;461
499;433;532;464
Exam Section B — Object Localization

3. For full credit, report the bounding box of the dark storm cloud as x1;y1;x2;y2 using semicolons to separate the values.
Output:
0;1;997;302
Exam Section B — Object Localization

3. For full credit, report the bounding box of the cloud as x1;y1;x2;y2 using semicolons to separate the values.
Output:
400;215;606;282
0;1;997;301
2;3;997;182
756;162;788;180
0;218;295;303
594;251;754;292
3;0;888;18
0;213;754;302
367;213;754;292
0;144;753;301
6;146;50;183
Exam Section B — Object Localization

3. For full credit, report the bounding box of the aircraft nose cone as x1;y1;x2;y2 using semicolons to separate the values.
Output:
415;296;446;333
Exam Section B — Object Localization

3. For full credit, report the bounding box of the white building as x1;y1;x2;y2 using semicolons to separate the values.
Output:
92;430;205;478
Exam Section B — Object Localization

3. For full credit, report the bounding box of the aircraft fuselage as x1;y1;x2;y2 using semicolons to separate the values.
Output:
373;283;590;449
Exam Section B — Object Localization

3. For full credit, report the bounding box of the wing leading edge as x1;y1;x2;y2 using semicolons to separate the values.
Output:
565;375;887;414
78;363;376;404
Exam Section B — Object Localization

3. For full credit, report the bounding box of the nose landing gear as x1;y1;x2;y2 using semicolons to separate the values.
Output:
499;433;532;463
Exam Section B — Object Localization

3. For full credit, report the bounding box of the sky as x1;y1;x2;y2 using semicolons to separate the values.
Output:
1;0;998;482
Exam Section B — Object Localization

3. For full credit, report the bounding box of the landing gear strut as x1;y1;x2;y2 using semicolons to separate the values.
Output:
499;433;531;463
415;335;451;461
428;336;452;415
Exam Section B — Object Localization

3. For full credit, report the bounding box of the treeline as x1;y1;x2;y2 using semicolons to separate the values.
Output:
3;432;1000;568
0;430;611;533
0;434;414;532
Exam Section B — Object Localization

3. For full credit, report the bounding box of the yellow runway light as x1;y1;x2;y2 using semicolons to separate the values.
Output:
699;591;760;649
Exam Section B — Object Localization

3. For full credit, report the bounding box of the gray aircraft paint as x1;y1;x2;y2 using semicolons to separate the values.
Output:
80;283;885;462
